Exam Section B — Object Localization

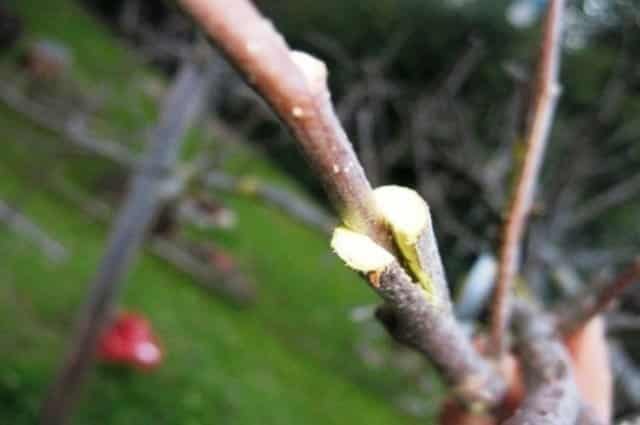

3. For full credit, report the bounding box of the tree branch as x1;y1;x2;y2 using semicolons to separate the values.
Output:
180;0;505;407
40;61;214;425
490;0;565;356
204;170;336;234
179;0;389;247
503;301;580;425
557;257;640;334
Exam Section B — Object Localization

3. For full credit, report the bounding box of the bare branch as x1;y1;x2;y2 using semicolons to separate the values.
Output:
40;61;214;425
570;172;640;230
503;301;580;425
557;257;640;334
179;0;388;246
180;0;506;406
490;0;565;356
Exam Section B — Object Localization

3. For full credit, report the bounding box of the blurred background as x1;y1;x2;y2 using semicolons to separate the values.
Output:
0;0;639;423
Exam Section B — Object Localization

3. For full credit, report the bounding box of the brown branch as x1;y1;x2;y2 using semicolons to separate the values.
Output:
503;301;580;425
40;61;214;425
557;257;640;334
179;0;506;407
490;0;565;356
179;0;389;247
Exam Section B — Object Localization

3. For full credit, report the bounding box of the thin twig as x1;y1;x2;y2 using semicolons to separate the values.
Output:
40;61;214;425
570;171;640;230
490;0;565;356
0;199;68;262
204;170;336;234
557;257;640;334
179;0;389;247
180;0;506;406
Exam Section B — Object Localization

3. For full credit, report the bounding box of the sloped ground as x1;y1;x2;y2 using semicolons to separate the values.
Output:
0;1;439;423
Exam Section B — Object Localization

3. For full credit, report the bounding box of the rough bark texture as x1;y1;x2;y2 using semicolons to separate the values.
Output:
375;263;504;405
504;302;580;425
179;0;389;247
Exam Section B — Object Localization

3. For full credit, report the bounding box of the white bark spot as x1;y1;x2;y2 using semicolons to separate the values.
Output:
245;41;261;55
292;106;305;118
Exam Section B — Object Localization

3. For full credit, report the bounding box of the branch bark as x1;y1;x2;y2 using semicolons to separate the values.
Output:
179;0;389;247
40;61;214;425
491;0;565;356
503;301;580;425
180;0;505;407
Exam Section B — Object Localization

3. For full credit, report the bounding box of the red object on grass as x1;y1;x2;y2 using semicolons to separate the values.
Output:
98;312;163;370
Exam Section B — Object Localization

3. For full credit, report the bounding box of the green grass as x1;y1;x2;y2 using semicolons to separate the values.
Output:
0;0;441;424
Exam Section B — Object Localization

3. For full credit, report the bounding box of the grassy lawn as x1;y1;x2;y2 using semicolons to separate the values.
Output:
0;0;440;424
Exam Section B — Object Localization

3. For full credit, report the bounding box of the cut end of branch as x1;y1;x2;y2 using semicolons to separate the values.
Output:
290;50;328;96
373;185;428;244
330;226;394;273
